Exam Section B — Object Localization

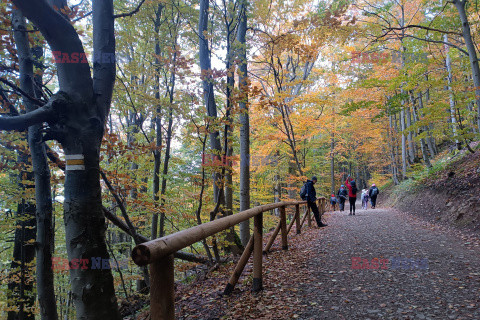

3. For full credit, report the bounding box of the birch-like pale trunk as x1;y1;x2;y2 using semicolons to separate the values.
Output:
444;34;461;149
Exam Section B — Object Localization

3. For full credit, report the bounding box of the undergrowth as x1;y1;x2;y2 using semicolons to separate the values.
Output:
389;141;480;197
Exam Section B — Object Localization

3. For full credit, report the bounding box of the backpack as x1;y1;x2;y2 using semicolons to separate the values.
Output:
371;187;378;196
300;182;307;200
350;181;357;194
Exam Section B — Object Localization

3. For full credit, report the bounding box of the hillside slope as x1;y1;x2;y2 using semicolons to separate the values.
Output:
387;144;480;232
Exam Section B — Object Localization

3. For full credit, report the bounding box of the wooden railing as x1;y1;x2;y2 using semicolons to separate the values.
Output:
131;197;327;320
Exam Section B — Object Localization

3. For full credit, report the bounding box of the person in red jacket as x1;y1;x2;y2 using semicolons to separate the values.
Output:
345;175;358;215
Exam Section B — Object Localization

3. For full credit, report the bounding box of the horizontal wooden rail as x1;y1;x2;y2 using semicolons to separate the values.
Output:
132;201;307;266
132;198;326;320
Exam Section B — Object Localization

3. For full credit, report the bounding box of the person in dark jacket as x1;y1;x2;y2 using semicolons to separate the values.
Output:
337;185;348;211
369;184;379;209
305;176;327;227
345;176;357;215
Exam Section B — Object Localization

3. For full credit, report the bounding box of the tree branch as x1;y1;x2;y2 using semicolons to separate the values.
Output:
384;24;462;36
113;0;146;19
11;0;93;98
0;103;55;131
403;34;469;56
0;78;46;106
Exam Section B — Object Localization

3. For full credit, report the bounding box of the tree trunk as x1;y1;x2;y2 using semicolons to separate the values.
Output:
405;106;415;163
237;0;250;246
400;107;408;178
330;133;335;193
411;93;432;168
199;0;224;208
444;34;461;149
453;0;480;132
12;8;58;319
8;200;36;320
151;3;164;240
6;0;121;317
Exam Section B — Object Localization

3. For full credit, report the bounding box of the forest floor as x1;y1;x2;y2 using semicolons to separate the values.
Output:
161;203;480;320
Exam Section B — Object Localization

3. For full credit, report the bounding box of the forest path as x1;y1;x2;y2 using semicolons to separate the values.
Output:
295;205;480;320
175;204;480;319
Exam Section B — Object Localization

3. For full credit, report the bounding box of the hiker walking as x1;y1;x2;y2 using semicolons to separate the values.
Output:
369;183;379;209
337;185;348;211
330;193;337;211
361;188;369;210
345;175;358;215
301;176;328;227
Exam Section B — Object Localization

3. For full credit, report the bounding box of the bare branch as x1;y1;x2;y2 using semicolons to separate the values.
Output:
384;24;462;36
72;10;92;22
0;78;46;106
403;34;469;56
113;0;146;19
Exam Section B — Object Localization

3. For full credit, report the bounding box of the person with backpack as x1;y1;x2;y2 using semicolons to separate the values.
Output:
300;176;328;227
330;193;337;211
369;183;379;209
345;175;357;215
337;185;348;211
361;187;369;210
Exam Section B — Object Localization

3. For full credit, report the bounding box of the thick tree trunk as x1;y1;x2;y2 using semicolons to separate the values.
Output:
453;0;480;132
5;0;120;317
199;0;224;208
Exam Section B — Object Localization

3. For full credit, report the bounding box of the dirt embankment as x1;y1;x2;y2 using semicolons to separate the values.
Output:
385;148;480;232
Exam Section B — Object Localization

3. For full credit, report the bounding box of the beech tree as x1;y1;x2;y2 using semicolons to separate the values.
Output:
1;0;120;318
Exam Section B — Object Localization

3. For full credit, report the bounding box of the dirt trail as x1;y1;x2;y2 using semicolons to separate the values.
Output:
175;204;480;319
296;205;480;320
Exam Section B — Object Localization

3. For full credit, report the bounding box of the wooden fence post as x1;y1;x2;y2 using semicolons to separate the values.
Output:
263;221;281;253
252;212;263;292
286;211;297;234
224;235;254;295
300;205;308;228
295;204;301;234
149;254;175;320
280;206;288;250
